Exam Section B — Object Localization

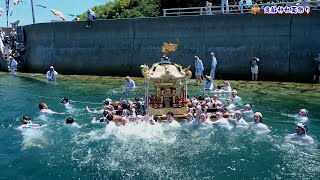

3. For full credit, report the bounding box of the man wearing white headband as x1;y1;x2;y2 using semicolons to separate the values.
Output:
233;110;249;128
299;109;308;124
212;111;232;130
285;123;314;145
250;112;271;134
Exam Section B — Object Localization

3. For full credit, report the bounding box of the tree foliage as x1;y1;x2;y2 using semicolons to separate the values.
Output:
80;0;160;20
81;0;223;19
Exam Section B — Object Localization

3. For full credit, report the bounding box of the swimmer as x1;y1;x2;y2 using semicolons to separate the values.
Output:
285;123;314;145
242;104;253;114
125;76;136;89
223;80;232;93
298;109;308;124
18;115;41;129
165;112;181;128
231;90;241;102
226;98;236;111
60;97;69;105
39;102;65;114
46;66;58;81
198;113;213;127
66;117;74;124
250;112;271;134
66;116;81;128
232;110;249;128
212;111;232;128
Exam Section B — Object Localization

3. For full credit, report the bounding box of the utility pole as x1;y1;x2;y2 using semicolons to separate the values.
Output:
6;0;9;27
31;0;35;23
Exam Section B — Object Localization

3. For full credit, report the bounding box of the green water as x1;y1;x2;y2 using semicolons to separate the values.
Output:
0;72;319;179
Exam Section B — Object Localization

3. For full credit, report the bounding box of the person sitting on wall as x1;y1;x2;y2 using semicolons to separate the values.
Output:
46;66;58;81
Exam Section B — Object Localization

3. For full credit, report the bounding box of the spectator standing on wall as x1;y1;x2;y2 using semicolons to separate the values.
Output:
86;9;95;28
205;1;213;15
0;28;5;41
251;56;260;81
210;52;217;80
194;56;204;84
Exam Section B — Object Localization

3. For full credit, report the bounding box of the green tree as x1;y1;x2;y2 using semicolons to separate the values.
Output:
81;0;160;20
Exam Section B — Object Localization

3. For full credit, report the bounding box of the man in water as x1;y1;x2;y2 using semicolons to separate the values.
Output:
232;110;249;128
298;109;308;124
125;76;136;89
204;75;213;90
46;66;58;81
210;52;217;80
9;56;18;75
194;56;204;84
165;112;181;128
285;123;314;145
39;102;65;114
250;112;271;134
66;117;75;124
18;115;41;129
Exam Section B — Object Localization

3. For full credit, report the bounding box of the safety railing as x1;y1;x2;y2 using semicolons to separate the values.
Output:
162;2;320;16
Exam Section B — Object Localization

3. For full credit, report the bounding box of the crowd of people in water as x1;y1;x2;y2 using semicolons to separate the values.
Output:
18;75;315;145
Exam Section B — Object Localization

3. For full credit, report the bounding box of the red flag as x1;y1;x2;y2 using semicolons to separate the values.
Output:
50;9;65;21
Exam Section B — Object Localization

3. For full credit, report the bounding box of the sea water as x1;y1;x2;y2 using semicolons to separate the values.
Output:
0;72;319;179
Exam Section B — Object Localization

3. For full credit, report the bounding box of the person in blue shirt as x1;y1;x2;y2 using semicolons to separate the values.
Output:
46;66;58;81
203;75;213;90
125;76;136;89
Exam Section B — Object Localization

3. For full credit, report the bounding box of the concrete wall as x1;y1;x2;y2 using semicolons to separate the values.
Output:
23;12;320;82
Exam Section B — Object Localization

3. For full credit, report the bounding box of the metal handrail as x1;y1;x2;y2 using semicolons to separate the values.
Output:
162;2;320;16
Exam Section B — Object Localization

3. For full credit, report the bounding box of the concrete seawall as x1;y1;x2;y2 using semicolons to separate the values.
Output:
23;12;320;82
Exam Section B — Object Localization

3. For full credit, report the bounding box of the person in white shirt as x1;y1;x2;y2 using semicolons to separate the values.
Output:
226;98;236;111
39;102;65;114
223;80;232;92
251;56;260;81
125;76;136;89
165;112;181;128
203;75;213;90
198;113;213;127
194;56;204;84
9;56;18;75
231;90;241;102
46;66;58;81
285;123;314;145
298;109;308;124
250;112;271;134
212;111;232;130
210;52;217;80
233;110;249;128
